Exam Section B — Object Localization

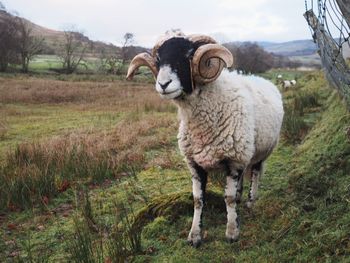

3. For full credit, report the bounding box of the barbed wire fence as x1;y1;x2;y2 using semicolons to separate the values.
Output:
304;0;350;108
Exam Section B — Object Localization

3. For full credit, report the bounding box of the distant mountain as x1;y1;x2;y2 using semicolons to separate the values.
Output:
223;39;321;67
225;39;318;57
258;40;318;56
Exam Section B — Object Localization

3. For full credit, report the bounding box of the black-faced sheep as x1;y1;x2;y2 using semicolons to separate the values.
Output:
281;79;297;89
282;80;292;89
126;32;284;247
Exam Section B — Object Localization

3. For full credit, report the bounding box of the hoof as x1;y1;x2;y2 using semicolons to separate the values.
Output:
188;239;202;248
226;236;239;243
225;229;240;243
187;232;202;248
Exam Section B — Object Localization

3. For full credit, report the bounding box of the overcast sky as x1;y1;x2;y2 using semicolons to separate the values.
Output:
3;0;311;47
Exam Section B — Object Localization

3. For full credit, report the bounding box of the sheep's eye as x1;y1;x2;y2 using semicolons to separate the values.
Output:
155;56;160;68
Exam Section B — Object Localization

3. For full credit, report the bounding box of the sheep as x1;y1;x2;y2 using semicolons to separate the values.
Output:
282;79;297;89
126;32;284;247
282;80;292;89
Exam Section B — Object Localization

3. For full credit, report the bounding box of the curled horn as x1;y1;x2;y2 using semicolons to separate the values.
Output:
191;44;233;84
126;53;158;81
186;34;217;45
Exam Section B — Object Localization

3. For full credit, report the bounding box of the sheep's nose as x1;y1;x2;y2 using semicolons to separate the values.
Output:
158;79;172;90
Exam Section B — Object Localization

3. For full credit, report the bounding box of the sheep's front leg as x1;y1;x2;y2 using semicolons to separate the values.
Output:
187;161;207;247
225;167;243;242
246;161;263;209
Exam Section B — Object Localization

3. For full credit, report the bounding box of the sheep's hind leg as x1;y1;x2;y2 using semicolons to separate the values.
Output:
224;164;243;243
246;161;263;209
187;161;207;248
236;172;244;203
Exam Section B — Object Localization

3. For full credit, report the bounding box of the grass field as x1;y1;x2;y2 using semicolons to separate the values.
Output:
2;54;141;77
0;70;349;262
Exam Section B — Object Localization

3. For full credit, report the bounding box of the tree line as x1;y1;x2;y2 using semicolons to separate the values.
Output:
224;42;304;74
0;2;137;74
0;1;306;75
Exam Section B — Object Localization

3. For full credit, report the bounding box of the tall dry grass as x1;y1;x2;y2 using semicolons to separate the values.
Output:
0;76;180;211
0;112;177;211
0;77;176;113
0;120;7;140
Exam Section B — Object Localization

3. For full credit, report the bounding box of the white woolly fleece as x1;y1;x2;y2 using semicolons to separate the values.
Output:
175;70;284;170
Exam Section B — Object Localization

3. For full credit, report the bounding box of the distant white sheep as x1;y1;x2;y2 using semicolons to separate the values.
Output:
282;80;292;89
282;79;297;89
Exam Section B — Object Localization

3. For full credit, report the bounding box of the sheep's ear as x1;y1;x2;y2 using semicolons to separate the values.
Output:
126;53;158;81
191;44;233;84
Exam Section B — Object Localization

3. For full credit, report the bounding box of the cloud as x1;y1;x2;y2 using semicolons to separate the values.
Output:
3;0;311;46
217;0;268;10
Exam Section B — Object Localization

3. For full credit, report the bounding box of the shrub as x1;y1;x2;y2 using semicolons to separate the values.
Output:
282;106;309;144
69;218;104;263
0;120;7;139
0;138;117;211
69;189;142;263
282;86;321;144
293;89;320;114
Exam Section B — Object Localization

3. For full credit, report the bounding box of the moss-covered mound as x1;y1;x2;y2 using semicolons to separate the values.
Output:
285;92;350;259
133;191;226;230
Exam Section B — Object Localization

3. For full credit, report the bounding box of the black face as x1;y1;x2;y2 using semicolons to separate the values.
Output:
157;38;196;94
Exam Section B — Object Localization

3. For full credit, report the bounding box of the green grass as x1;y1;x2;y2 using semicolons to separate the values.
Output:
0;104;121;159
284;92;350;260
259;69;305;84
278;71;330;143
21;55;153;79
1;71;350;262
29;55;62;71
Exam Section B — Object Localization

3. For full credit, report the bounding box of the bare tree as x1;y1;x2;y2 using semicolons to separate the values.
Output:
59;28;92;74
238;43;274;73
115;32;134;74
98;47;120;74
0;9;19;72
17;19;44;73
121;33;134;64
225;42;274;74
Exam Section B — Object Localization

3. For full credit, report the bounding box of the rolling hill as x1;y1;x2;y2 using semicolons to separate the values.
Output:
224;39;318;57
0;10;147;57
258;39;318;56
0;9;326;67
225;39;321;66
